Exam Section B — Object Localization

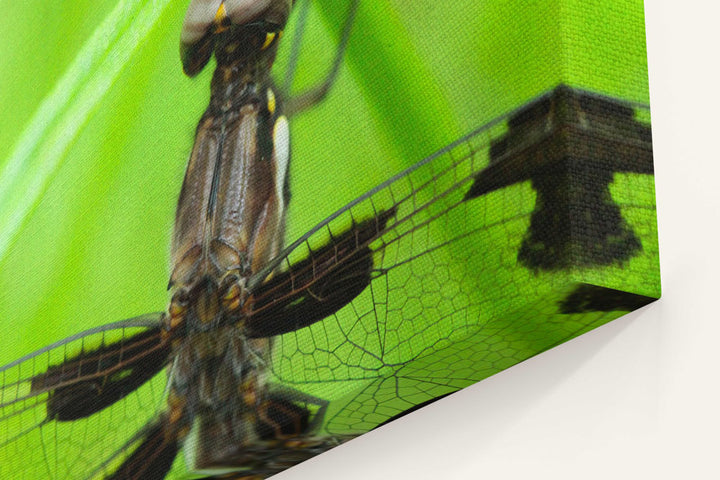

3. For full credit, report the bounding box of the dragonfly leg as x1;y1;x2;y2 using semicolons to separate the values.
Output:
282;0;359;118
268;385;330;433
280;0;312;93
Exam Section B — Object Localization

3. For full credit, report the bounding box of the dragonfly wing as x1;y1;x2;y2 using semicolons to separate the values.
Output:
0;313;171;479
244;116;532;430
245;92;656;436
103;414;180;480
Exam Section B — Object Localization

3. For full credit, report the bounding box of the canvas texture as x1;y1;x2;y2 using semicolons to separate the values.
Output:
0;0;658;478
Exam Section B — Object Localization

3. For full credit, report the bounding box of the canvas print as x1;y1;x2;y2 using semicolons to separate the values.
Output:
0;0;659;478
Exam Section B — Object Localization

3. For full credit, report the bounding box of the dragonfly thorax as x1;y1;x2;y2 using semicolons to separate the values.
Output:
169;322;276;473
167;274;248;334
203;22;284;115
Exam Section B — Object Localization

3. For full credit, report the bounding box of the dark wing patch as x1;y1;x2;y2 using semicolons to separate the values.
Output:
106;415;179;480
245;208;397;338
33;325;170;421
559;283;657;314
465;84;654;270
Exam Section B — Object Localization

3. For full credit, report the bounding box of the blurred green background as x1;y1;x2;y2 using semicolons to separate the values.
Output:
0;0;654;361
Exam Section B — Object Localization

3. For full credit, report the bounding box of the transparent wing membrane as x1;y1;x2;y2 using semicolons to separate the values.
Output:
0;315;168;478
244;88;656;434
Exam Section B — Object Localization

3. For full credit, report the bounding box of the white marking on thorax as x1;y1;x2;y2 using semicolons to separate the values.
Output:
273;115;290;216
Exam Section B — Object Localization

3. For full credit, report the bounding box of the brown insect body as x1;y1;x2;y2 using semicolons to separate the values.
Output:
94;7;375;468
165;7;297;474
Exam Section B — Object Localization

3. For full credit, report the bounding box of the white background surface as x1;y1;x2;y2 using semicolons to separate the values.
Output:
277;1;720;479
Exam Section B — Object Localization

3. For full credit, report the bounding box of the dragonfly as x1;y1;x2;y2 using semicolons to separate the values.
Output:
0;1;658;478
